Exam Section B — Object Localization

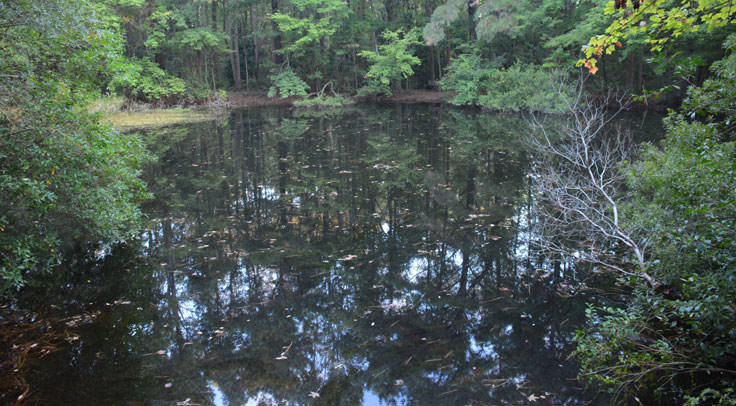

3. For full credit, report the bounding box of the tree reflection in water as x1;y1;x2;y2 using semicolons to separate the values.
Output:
19;105;661;405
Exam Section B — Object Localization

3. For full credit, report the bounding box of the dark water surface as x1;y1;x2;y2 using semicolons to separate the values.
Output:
20;105;662;405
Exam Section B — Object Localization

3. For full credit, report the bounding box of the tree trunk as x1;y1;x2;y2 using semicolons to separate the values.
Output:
436;45;442;80
250;4;259;80
467;0;477;40
212;0;218;30
425;0;436;83
271;0;283;65
638;49;644;91
226;14;236;89
232;13;242;90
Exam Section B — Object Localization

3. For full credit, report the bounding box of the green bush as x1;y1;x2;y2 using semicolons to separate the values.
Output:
573;34;736;404
1;0;152;293
293;94;354;108
268;68;310;98
441;54;571;112
439;53;498;105
108;58;188;105
355;80;392;97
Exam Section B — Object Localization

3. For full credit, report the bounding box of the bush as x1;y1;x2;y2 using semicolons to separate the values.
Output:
441;55;571;112
0;0;152;293
573;35;736;404
439;53;499;105
267;68;310;98
293;94;354;108
108;58;188;105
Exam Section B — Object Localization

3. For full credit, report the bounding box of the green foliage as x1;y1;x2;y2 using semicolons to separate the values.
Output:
358;29;423;96
441;55;570;112
440;53;498;105
355;80;392;97
0;0;151;293
682;34;736;136
108;58;188;104
142;6;175;52
170;27;229;53
543;1;611;67
685;388;736;405
579;0;736;73
271;0;350;56
268;68;310;98
293;94;354;108
423;0;515;45
474;0;517;42
574;36;736;403
423;0;465;45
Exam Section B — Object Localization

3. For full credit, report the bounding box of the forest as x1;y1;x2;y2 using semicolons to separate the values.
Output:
23;0;736;108
1;0;735;404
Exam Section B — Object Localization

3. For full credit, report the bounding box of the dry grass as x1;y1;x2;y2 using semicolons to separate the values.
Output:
103;109;218;130
87;95;126;114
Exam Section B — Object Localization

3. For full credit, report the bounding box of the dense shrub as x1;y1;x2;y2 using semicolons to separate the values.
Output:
573;35;736;405
441;54;571;112
0;0;151;293
268;68;310;98
108;58;188;105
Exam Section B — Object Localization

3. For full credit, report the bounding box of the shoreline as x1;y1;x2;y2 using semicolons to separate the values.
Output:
227;89;452;107
227;89;675;111
103;89;675;130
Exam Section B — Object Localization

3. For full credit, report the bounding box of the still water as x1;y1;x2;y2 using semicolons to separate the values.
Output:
21;105;661;405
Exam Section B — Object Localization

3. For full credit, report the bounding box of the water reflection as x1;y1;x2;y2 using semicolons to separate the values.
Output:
21;105;661;405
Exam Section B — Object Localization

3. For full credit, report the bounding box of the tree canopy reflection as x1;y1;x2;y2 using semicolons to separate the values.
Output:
22;105;619;405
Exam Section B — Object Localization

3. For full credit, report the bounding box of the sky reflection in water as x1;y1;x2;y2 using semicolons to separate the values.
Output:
22;105;662;405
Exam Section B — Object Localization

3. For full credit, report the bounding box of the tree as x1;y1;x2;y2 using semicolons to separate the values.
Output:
529;82;658;288
540;36;736;404
270;0;350;56
358;28;423;96
579;0;736;74
0;0;150;292
423;0;516;45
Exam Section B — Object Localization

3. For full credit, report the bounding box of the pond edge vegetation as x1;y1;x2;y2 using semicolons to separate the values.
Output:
2;0;735;404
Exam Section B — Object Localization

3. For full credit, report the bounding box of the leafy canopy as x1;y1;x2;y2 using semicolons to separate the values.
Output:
358;29;423;96
579;0;736;73
270;0;350;56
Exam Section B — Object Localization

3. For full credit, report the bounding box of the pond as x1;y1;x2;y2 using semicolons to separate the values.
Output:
18;104;663;405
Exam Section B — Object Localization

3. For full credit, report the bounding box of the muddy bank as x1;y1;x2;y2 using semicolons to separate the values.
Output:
228;90;451;108
228;90;676;112
355;90;452;104
227;92;301;107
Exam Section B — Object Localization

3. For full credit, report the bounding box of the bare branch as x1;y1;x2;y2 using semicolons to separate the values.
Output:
528;77;658;289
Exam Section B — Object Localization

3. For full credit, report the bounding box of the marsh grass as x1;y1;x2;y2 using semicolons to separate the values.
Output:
103;109;218;130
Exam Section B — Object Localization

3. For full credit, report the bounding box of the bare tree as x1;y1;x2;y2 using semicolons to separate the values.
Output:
528;80;658;289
